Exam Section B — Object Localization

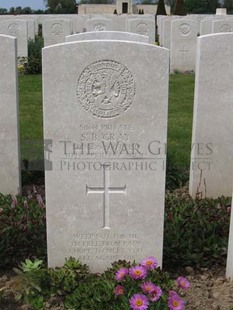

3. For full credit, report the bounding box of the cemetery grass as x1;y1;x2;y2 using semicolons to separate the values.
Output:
19;73;195;188
19;75;43;164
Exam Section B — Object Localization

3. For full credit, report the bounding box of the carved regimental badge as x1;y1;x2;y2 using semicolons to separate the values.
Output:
179;23;191;36
94;24;106;31
8;24;20;36
136;23;148;36
220;24;232;32
51;23;63;36
77;60;135;119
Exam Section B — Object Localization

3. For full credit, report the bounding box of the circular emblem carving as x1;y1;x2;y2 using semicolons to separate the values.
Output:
179;23;191;36
94;24;106;31
136;23;148;35
220;24;232;32
51;23;63;36
8;23;20;36
77;60;136;119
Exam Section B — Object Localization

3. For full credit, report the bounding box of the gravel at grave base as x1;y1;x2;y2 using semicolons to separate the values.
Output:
1;267;233;310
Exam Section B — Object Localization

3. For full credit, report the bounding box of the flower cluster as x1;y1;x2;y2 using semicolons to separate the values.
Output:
114;256;190;310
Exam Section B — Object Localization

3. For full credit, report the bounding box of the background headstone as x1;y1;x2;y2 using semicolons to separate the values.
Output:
43;40;169;272
86;18;113;32
212;19;233;33
0;19;28;57
226;192;233;280
66;31;149;43
170;19;198;73
0;35;21;195
43;19;72;47
189;33;233;198
126;18;155;44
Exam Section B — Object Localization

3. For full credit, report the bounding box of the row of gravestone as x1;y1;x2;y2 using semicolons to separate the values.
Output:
0;14;156;57
2;13;233;71
157;15;233;72
1;31;233;276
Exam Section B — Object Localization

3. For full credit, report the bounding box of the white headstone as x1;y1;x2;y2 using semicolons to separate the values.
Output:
43;40;169;272
43;19;72;47
0;35;21;195
0;19;28;57
65;31;149;43
27;19;36;40
200;19;214;35
127;18;155;44
216;8;227;15
162;16;181;49
189;33;233;198
170;19;198;72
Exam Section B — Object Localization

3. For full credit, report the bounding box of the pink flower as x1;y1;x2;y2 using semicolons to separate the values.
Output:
115;285;124;296
129;266;147;280
149;286;163;302
140;256;158;270
129;293;149;310
115;268;128;281
141;282;157;294
168;294;185;310
176;277;190;290
169;290;179;297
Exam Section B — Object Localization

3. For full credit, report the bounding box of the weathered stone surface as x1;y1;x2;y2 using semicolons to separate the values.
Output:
86;18;113;32
65;31;149;42
0;19;28;57
0;35;21;195
43;40;169;272
43;19;72;47
126;18;155;44
170;19;198;72
189;33;233;198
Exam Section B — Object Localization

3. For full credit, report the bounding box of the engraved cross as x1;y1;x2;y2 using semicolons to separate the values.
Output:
86;164;126;229
179;45;189;61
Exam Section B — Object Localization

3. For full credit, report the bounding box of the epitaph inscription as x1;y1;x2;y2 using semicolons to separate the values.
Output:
69;233;143;263
77;60;135;119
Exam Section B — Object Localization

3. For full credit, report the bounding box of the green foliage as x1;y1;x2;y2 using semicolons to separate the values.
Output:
156;0;167;15
0;192;46;268
25;36;44;74
185;0;220;14
166;161;188;190
19;259;44;273
14;257;185;310
164;193;231;270
224;0;233;13
0;188;231;271
173;0;187;15
44;0;77;13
